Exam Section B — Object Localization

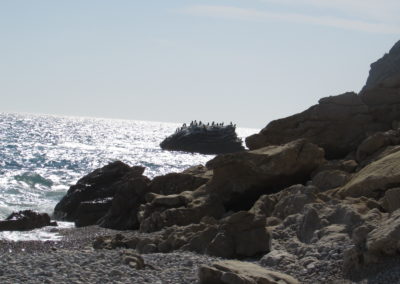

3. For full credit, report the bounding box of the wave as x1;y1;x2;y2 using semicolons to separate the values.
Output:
14;172;54;188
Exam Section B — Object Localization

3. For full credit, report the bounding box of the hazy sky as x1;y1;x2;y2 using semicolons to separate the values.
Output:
1;1;399;128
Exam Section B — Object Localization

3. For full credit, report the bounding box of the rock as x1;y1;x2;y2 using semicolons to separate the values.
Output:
207;139;325;211
382;187;400;212
355;129;400;162
338;148;400;198
272;184;320;220
139;139;324;233
297;206;321;243
160;122;245;155
198;260;299;284
97;175;150;230
246;92;375;159
148;165;212;195
207;211;271;258
138;185;224;233
260;250;297;268
311;170;350;191
366;209;400;256
249;195;278;218
95;211;271;259
121;250;145;270
0;210;56;231
362;40;400;91
53;161;145;224
313;159;358;174
75;198;113;227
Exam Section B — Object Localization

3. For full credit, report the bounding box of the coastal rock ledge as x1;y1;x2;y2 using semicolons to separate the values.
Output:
160;121;245;155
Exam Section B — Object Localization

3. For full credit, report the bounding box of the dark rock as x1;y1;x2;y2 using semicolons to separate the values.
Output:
97;175;150;230
0;210;55;231
246;92;377;159
149;165;212;195
207;139;325;211
355;129;400;163
53;161;147;227
362;40;400;92
75;198;113;227
160;123;245;155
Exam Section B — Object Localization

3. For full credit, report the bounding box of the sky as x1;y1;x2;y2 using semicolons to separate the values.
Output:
0;1;399;128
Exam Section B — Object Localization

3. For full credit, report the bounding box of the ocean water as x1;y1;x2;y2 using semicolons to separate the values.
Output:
0;112;257;222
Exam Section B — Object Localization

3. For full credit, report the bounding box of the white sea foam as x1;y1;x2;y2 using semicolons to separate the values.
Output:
0;221;74;242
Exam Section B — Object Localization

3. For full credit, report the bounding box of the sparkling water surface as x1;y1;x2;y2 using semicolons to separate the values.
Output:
0;112;257;222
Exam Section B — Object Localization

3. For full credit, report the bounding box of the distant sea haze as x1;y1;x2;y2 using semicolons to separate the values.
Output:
0;113;257;219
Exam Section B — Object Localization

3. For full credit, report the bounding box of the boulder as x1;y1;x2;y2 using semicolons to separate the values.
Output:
382;187;400;212
148;165;212;195
198;260;299;284
297;206;322;243
246;92;376;159
366;209;400;256
337;148;400;198
272;184;320;220
355;129;400;162
160;123;244;155
206;211;271;258
207;139;325;211
75;198;113;227
0;210;56;231
97;175;150;230
53;161;147;227
311;169;350;191
260;250;297;268
121;250;146;270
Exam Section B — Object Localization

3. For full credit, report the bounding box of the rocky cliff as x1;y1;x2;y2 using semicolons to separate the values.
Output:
52;40;400;283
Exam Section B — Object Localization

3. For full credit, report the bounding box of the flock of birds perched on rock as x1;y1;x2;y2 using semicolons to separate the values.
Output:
175;120;236;133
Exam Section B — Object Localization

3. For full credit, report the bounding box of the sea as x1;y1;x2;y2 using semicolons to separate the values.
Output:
0;112;257;241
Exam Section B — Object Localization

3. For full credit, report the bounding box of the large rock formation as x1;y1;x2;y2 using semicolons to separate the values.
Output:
53;161;148;227
246;40;400;160
246;92;376;159
362;40;400;91
53;162;211;229
160;122;245;155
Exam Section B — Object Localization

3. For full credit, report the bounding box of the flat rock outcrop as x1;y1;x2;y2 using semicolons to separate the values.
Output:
0;210;56;231
337;147;400;198
160;122;244;155
198;260;299;284
246;92;376;159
